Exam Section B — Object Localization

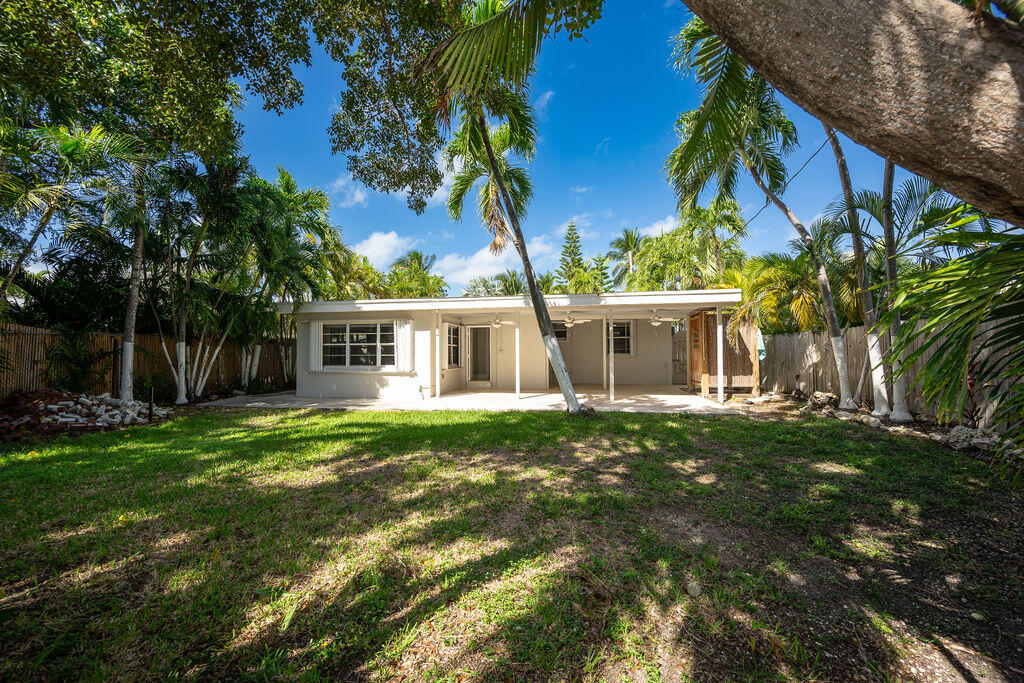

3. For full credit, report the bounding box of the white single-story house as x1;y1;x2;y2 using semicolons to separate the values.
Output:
278;289;758;405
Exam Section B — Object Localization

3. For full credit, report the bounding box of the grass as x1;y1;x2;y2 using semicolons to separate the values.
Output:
1;407;1021;680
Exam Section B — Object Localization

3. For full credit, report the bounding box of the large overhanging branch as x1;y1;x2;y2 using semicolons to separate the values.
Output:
683;0;1024;226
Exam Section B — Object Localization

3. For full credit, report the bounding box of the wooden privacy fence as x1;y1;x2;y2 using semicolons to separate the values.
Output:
0;322;294;399
761;321;1002;416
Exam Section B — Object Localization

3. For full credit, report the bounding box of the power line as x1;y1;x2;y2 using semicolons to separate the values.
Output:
742;139;829;229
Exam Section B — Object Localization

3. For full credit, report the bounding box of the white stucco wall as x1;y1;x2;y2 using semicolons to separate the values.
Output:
564;320;673;386
294;311;672;399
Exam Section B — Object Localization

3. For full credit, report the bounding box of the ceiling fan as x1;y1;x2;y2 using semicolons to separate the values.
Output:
489;316;516;328
647;310;677;327
563;312;593;328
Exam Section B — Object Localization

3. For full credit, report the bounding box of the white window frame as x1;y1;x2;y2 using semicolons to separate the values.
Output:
608;320;635;357
321;321;397;370
447;325;462;368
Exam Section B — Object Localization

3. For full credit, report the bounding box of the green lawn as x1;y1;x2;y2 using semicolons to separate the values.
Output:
1;408;1021;680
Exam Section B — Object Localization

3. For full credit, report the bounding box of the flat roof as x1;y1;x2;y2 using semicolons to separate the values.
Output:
277;289;741;315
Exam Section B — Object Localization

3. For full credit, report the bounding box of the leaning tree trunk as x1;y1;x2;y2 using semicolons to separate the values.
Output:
824;125;890;416
881;160;914;422
682;0;1024;226
0;204;55;306
475;114;582;414
119;163;148;402
745;164;856;409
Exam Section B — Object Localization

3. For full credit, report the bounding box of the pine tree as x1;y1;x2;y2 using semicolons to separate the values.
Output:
556;220;585;290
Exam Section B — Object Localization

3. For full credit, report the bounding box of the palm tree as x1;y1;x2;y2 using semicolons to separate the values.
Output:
829;170;993;422
388;250;446;297
496;269;527;295
666;25;856;408
683;197;746;284
823;125;889;416
427;0;582;413
462;275;500;297
391;250;437;274
536;271;556;295
1;125;140;307
608;227;643;287
166;154;250;404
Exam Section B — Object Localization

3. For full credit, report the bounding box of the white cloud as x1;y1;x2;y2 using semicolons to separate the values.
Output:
354;231;417;269
639;214;678;237
533;90;555;120
330;173;369;209
435;235;556;288
595;136;612;154
569;185;592;195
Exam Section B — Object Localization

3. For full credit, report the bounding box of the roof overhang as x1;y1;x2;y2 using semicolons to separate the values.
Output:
276;289;741;317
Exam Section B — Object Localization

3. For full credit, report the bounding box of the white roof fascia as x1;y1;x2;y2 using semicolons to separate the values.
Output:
277;290;741;315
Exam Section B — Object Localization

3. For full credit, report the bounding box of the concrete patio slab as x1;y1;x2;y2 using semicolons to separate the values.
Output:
202;384;742;415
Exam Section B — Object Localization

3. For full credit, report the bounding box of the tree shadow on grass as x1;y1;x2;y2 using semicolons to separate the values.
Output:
0;408;1021;680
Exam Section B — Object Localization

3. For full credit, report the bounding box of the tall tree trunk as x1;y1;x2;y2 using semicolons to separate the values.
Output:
173;221;209;405
881;160;914;422
683;0;1024;226
824;125;890;415
745;164;856;409
713;234;724;283
0;204;55;306
475;113;582;414
119;163;148;402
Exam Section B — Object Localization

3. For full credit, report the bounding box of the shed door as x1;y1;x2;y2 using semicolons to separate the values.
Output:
689;312;704;391
672;325;687;385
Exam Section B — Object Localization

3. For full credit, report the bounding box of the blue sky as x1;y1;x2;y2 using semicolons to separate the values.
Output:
237;0;906;294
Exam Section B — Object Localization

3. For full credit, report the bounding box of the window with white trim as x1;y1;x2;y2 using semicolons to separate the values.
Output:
322;322;395;368
608;321;633;356
447;325;461;368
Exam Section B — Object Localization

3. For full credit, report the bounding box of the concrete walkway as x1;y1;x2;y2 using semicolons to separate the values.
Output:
203;385;741;415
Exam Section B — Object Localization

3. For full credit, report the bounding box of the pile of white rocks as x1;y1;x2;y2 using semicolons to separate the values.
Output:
38;392;173;428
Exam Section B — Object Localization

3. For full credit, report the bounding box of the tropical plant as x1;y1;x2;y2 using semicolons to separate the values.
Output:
462;275;501;297
666;19;856;409
683;197;746;284
387;250;447;298
425;0;582;413
827;169;995;421
608;227;643;287
496;269;527;295
886;228;1023;471
1;124;141;308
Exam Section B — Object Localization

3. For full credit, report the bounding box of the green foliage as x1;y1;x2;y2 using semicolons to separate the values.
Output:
886;229;1024;465
496;269;527;295
386;250;448;298
462;275;501;297
424;0;603;97
555;220;585;290
41;328;113;394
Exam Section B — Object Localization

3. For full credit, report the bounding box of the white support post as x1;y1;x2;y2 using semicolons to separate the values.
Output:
434;311;441;398
515;313;521;400
602;313;608;391
608;317;615;401
716;306;725;403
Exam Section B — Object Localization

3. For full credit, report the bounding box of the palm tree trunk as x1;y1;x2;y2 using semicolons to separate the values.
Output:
824;125;889;415
0;204;55;306
881;160;913;422
745;164;856;409
475;113;582;414
173;221;209;405
119;164;148;402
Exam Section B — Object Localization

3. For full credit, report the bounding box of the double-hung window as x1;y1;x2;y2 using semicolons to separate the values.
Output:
447;325;461;368
608;321;633;356
322;322;395;368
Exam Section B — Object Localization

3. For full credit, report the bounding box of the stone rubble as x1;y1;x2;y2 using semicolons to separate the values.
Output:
0;388;174;440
